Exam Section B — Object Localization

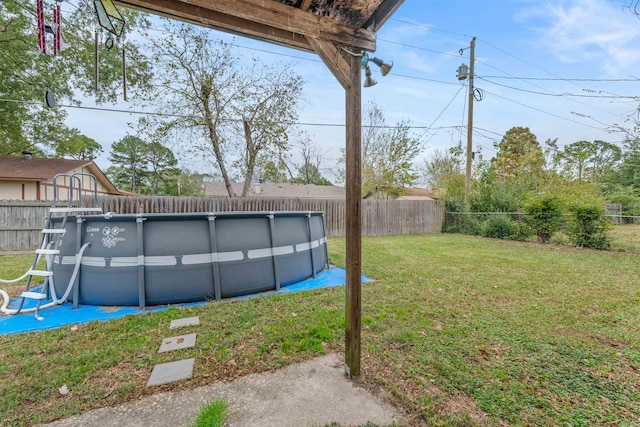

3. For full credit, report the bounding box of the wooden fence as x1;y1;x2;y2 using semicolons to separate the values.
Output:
0;197;445;251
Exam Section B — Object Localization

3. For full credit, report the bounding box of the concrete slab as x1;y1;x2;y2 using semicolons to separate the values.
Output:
169;316;200;329
40;353;405;427
146;358;195;387
158;333;197;353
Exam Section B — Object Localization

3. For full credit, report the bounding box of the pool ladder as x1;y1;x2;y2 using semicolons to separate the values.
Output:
14;173;102;320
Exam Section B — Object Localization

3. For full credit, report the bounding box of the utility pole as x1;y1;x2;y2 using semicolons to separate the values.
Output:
464;36;476;210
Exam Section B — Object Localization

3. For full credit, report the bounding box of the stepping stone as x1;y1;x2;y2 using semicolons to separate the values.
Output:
146;358;195;387
169;316;200;329
158;333;197;353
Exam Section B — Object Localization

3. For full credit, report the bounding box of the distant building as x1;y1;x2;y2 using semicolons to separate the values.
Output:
364;187;440;201
205;182;345;199
397;187;438;201
0;154;120;201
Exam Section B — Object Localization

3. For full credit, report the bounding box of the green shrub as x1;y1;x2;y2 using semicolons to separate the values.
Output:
481;214;513;239
523;195;563;243
567;204;611;250
508;219;532;241
444;212;482;235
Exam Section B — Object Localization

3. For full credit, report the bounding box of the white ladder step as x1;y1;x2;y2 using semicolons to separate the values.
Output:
42;229;66;234
21;291;47;300
49;207;103;213
27;270;53;277
35;249;60;255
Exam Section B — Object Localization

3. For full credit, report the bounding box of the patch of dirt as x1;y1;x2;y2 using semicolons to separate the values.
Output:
436;391;490;426
557;327;630;350
358;351;494;426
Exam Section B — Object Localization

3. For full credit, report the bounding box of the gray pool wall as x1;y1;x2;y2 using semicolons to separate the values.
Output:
51;211;328;307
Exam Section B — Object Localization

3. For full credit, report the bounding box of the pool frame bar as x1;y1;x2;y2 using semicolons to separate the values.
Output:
51;211;329;308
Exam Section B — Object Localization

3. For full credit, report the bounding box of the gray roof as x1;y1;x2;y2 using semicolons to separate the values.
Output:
205;182;345;199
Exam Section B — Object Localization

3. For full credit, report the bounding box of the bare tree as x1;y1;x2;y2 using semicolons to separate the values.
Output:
420;148;463;188
141;21;304;197
337;101;423;196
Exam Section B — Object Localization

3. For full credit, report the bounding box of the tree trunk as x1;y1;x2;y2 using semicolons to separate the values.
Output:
203;98;236;197
241;120;256;197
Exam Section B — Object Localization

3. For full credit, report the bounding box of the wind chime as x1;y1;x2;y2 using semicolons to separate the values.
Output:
36;0;129;101
92;0;127;99
36;0;63;56
36;0;63;108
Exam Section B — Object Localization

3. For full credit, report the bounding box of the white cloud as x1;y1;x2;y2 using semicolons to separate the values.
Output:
520;0;640;75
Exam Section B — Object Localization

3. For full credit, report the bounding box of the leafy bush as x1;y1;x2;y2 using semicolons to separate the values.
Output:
481;214;513;239
443;199;483;234
445;214;482;235
509;219;532;241
478;214;531;241
567;204;611;250
523;195;563;243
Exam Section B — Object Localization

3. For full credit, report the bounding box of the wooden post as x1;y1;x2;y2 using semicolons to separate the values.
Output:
464;36;476;210
344;53;362;378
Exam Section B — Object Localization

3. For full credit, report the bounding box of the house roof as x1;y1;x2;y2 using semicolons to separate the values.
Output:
206;182;345;199
363;187;438;200
402;188;437;199
397;195;434;201
0;155;120;194
0;156;91;180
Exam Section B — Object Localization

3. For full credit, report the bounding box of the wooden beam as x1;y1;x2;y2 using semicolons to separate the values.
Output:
118;0;376;52
192;0;375;50
308;38;351;89
365;0;405;32
344;53;362;378
117;0;312;51
300;0;313;11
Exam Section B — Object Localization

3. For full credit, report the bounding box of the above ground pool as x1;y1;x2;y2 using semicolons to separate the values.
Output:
50;211;329;308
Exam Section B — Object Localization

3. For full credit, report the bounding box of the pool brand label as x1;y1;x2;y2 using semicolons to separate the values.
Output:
101;226;127;248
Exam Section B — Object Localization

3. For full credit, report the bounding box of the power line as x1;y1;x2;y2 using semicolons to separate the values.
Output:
478;77;639;99
389;18;473;38
480;75;640;82
481;89;604;130
473;58;625;120
0;97;468;131
378;38;460;58
421;84;467;142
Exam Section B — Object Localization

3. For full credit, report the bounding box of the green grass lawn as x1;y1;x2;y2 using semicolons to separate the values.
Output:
1;234;639;426
609;223;640;253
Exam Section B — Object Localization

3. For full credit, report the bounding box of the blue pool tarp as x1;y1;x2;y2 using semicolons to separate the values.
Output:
0;267;370;335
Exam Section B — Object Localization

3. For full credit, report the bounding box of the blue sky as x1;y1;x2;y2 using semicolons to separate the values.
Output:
65;0;640;182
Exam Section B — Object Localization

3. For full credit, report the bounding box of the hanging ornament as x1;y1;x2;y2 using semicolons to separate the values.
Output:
53;1;61;56
36;0;46;54
45;90;56;108
122;47;127;101
105;34;114;49
93;0;125;37
94;29;99;90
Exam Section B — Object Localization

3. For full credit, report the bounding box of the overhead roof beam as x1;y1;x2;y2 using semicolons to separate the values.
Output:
117;0;313;50
116;0;376;52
